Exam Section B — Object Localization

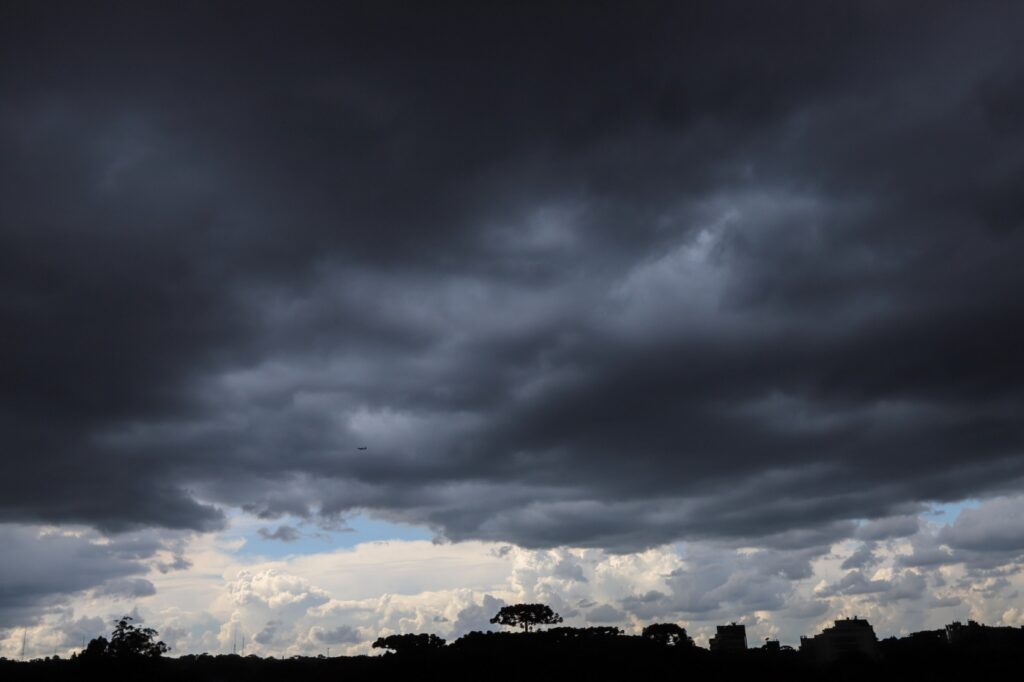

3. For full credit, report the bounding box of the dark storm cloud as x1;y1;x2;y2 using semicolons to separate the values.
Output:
310;624;361;645
899;496;1024;574
2;2;1024;551
253;620;283;646
816;569;927;602
840;543;880;571
258;525;301;542
855;517;920;542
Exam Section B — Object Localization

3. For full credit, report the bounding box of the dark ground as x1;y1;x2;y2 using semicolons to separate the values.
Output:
3;631;1023;681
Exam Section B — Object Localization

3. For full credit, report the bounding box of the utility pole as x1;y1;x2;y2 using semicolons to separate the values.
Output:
21;629;27;660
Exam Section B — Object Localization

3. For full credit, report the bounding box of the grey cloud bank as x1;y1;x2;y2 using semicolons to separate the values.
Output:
1;1;1023;559
0;525;171;627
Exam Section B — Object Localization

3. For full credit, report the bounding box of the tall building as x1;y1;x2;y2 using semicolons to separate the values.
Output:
709;623;747;653
800;617;878;663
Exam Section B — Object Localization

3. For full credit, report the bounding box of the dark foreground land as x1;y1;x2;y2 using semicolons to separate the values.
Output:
3;631;1024;682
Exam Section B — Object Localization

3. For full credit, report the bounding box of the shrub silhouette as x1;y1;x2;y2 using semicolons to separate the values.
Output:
546;626;622;641
372;633;446;654
490;603;563;632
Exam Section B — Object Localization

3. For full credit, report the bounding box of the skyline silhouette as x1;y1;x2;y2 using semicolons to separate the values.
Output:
5;607;1024;682
10;607;1024;659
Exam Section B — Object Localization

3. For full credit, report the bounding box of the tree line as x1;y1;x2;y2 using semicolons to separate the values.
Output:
5;602;1020;682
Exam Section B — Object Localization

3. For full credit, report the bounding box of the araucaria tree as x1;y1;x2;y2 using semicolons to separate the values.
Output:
490;604;563;633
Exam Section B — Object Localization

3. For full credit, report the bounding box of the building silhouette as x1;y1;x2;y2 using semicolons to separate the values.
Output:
945;620;1024;648
899;628;948;650
709;623;747;653
800;617;878;663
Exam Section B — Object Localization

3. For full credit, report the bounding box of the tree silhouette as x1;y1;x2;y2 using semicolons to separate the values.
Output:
372;633;446;654
107;616;169;658
80;636;110;659
642;622;692;647
490;604;563;632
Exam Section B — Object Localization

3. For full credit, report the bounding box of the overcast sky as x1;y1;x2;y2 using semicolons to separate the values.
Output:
3;1;1024;657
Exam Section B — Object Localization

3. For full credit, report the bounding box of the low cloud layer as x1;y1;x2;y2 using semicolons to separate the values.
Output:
4;497;1024;657
2;1;1024;633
